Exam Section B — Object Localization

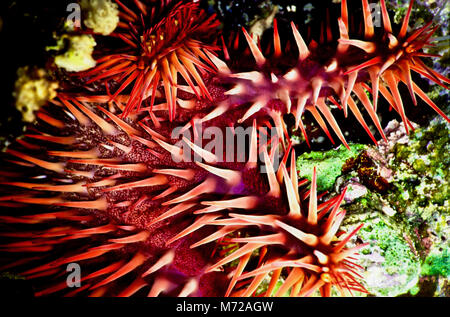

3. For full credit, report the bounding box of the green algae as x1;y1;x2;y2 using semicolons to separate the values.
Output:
356;218;421;297
420;212;450;281
296;143;366;192
388;116;450;226
422;248;450;277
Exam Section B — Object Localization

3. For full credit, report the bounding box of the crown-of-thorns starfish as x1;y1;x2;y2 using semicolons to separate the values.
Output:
0;0;448;298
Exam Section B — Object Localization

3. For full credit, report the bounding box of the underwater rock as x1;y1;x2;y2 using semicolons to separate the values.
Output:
339;115;449;296
357;218;421;297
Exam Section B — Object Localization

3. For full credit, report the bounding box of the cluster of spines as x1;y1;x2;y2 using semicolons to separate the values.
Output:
0;94;214;296
188;0;449;149
0;87;283;296
79;0;220;120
